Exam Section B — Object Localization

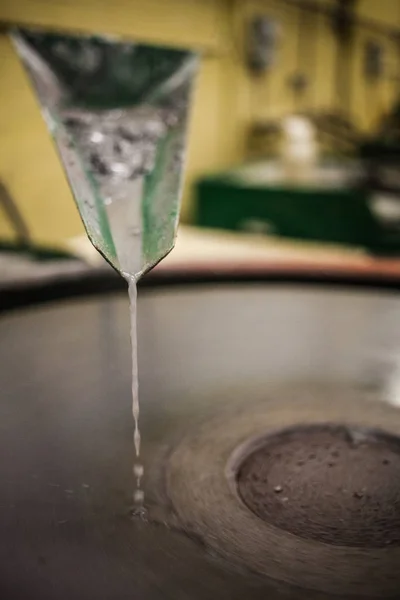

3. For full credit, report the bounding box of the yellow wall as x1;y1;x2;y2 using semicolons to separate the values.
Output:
240;0;400;130
0;0;400;245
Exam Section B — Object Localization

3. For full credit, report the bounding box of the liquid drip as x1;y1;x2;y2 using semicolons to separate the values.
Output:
128;278;146;518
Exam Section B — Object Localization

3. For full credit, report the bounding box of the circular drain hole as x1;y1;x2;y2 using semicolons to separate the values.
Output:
167;386;400;596
237;424;400;548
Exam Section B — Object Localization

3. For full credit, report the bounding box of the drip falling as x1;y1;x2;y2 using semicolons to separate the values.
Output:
128;278;145;516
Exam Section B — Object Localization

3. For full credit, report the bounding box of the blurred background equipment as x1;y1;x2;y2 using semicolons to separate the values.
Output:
0;179;31;250
246;14;281;75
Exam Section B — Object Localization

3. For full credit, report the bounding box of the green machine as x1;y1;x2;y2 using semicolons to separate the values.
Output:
196;108;400;256
196;158;400;256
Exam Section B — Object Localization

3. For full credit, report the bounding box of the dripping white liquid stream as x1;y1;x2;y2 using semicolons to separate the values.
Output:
128;278;145;512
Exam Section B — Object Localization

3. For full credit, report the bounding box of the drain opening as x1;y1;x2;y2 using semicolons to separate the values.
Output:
236;424;400;548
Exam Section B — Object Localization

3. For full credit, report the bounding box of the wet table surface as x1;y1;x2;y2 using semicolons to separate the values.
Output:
2;284;400;599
